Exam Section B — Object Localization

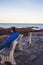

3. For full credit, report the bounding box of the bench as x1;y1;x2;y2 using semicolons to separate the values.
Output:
0;34;23;65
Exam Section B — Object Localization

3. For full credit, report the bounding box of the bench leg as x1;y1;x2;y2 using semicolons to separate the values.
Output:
18;34;23;51
9;41;18;65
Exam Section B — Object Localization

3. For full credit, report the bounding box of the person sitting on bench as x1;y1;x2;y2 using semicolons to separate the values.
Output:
0;27;19;50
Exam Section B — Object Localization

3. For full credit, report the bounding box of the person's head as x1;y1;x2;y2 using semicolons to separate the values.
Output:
11;27;16;32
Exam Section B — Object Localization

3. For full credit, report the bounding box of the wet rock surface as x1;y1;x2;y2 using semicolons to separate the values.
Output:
14;36;43;65
14;50;43;65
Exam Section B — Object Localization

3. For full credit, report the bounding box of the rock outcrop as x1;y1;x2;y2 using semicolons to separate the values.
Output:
0;27;43;36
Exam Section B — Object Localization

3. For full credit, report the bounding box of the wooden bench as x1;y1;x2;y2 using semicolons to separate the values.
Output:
0;40;18;65
0;35;23;65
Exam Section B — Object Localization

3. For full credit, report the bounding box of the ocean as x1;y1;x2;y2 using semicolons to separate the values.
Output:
0;23;43;29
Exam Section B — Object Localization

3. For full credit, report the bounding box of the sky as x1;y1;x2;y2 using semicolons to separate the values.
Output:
0;0;43;23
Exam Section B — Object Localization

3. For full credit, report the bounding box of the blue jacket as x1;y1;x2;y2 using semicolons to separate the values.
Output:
0;32;19;50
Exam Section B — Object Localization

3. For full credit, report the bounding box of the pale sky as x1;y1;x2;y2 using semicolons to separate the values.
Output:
0;0;43;23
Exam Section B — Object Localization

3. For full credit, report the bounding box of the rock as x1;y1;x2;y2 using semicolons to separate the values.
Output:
4;62;12;65
0;63;5;65
28;54;37;61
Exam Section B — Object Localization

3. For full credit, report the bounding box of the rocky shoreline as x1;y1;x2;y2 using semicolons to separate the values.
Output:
0;27;43;36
